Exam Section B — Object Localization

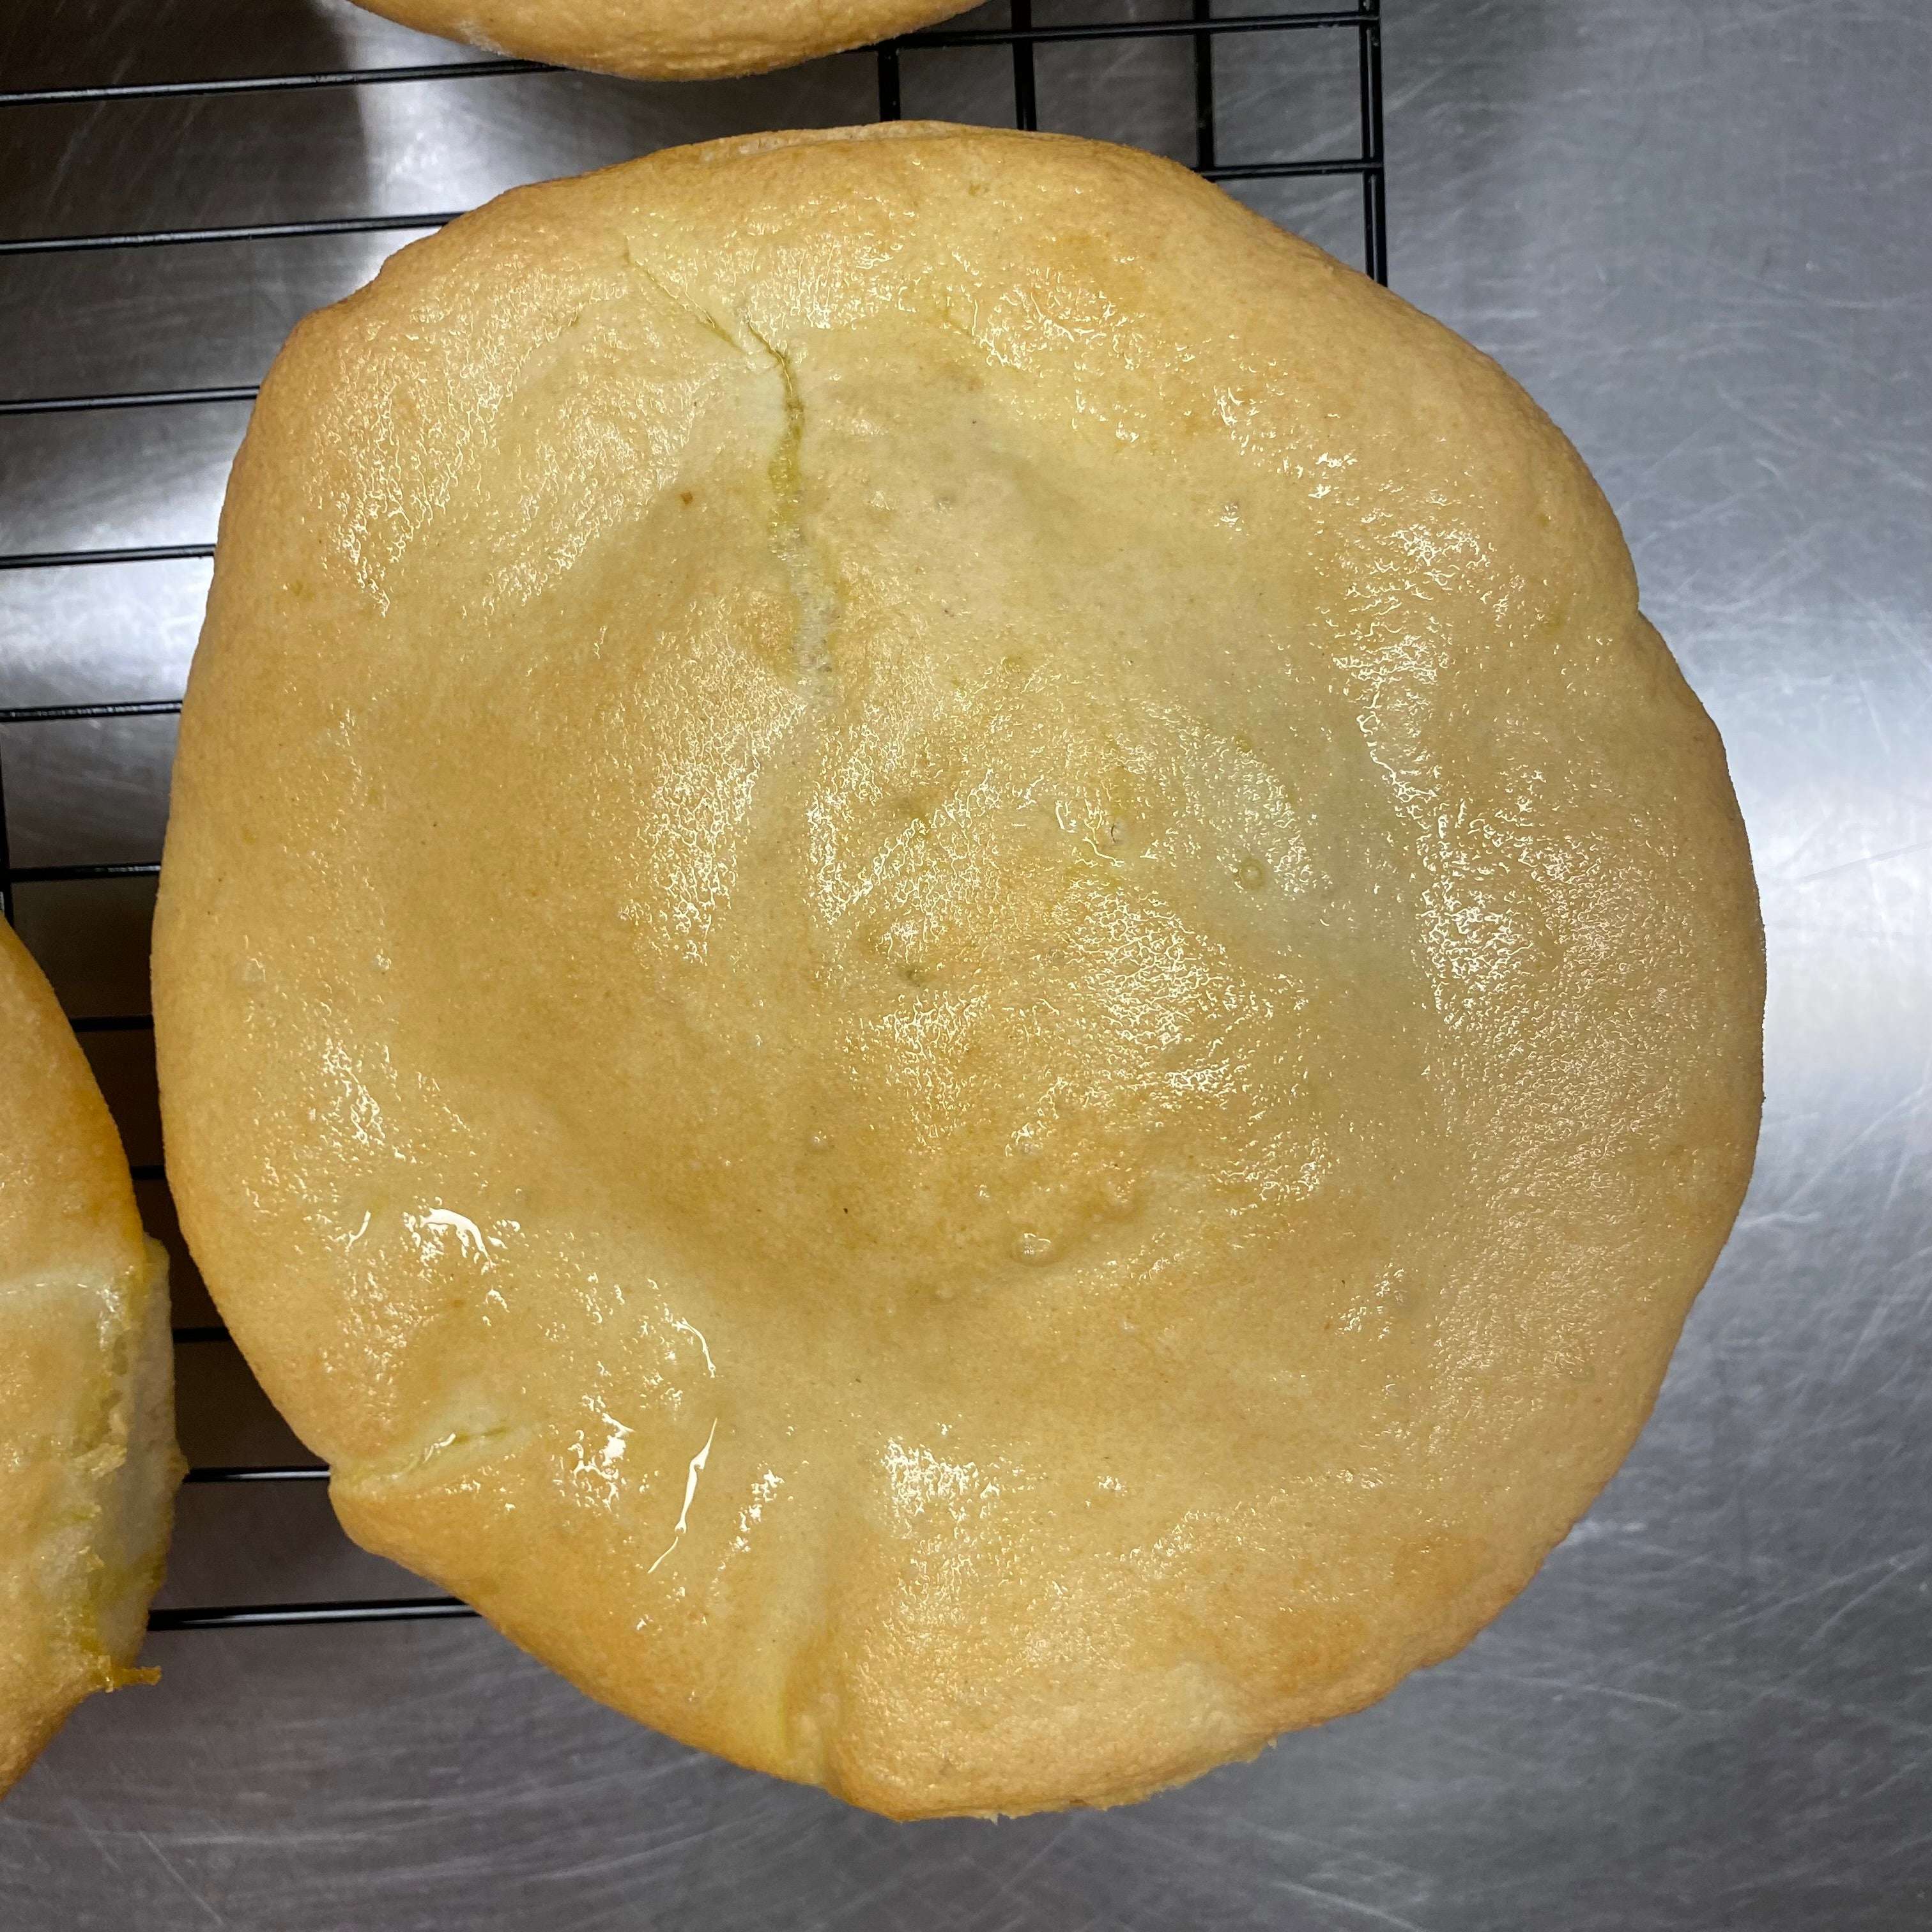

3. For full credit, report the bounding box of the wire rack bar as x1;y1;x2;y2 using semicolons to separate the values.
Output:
1194;0;1217;172
150;1597;478;1631
0;385;257;417
0;542;212;571
1357;0;1388;284
8;859;158;882
1206;157;1378;180
0;60;551;109
1011;0;1038;133
0;698;183;723
0;745;12;926
186;1466;329;1484
0;212;457;259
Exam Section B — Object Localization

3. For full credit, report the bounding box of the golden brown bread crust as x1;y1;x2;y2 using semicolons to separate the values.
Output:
351;0;975;80
154;124;1763;1817
1;921;182;1798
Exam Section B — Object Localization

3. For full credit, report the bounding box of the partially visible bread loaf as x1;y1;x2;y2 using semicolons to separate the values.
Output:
351;0;975;80
1;919;182;1798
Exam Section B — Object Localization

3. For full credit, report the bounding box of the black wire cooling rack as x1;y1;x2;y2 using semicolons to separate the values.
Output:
0;3;1386;1637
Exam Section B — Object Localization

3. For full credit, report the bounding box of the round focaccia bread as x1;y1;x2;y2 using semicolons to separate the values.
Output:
1;919;181;1798
154;125;1761;1818
351;0;974;80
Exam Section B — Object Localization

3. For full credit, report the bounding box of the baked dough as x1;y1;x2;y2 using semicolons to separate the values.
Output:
351;0;975;80
1;920;181;1798
154;125;1762;1818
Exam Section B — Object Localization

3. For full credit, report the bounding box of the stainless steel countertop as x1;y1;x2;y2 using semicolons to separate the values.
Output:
1;2;1927;1926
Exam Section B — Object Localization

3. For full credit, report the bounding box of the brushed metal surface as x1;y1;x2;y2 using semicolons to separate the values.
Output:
2;2;1928;1926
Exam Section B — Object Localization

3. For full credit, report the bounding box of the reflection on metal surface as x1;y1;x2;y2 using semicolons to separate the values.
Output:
0;0;1926;1926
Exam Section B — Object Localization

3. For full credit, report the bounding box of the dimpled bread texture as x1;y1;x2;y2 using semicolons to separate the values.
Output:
351;0;975;80
1;920;181;1798
153;124;1763;1820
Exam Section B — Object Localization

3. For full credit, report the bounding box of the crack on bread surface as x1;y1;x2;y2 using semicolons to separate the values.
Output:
744;321;842;700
